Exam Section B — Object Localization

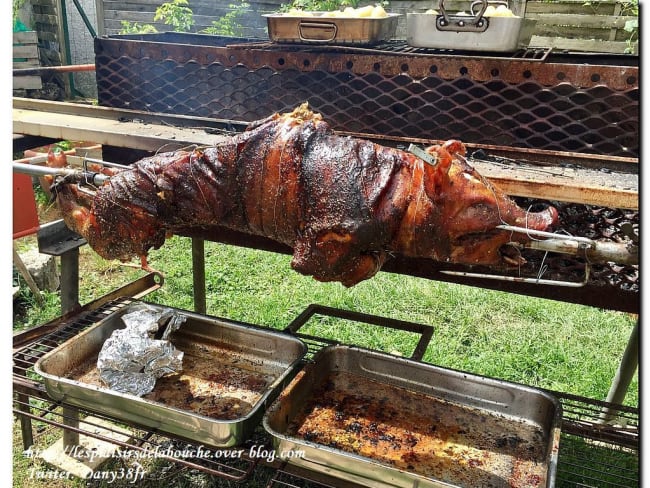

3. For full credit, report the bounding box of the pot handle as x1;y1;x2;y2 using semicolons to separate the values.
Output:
437;0;489;32
298;21;338;42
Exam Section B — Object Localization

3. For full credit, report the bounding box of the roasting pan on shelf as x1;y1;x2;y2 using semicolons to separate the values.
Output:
407;0;536;52
34;301;307;447
264;12;400;45
264;345;562;488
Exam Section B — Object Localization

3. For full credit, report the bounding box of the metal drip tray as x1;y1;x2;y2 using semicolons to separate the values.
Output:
265;345;562;488
35;301;307;447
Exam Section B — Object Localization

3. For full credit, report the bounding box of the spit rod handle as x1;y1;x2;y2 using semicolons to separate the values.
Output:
526;238;638;266
12;162;110;185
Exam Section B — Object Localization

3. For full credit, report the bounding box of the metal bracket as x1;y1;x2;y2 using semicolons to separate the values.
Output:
441;264;591;288
440;225;599;287
38;219;86;256
408;144;438;167
284;304;433;361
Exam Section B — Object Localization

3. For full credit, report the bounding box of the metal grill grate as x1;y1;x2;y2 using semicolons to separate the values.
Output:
13;397;260;481
94;34;639;158
227;40;554;61
13;299;134;382
13;300;638;487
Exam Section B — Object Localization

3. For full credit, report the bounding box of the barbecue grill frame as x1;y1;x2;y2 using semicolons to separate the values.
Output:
13;32;639;486
94;33;639;159
13;296;638;487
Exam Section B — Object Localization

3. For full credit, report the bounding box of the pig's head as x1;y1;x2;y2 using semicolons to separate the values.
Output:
411;140;558;267
50;167;167;267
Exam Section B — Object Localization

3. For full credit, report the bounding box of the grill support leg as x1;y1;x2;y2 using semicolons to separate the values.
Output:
601;319;639;421
19;403;34;450
62;405;80;447
17;365;34;450
192;238;206;314
60;248;80;314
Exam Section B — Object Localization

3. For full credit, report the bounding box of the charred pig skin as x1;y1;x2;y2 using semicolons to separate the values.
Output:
52;104;557;286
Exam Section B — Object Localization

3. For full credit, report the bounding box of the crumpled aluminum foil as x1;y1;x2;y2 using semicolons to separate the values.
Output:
97;305;186;396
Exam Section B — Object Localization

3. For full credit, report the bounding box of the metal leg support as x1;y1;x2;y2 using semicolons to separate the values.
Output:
37;220;86;448
601;319;639;422
62;405;80;447
192;238;206;314
60;248;80;314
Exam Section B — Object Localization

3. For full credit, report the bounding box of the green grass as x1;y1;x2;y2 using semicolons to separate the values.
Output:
14;235;639;403
142;237;638;404
13;235;639;487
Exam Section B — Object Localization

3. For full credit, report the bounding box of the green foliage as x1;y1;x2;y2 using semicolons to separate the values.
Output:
154;0;195;32
119;20;158;34
54;140;74;151
280;0;359;12
619;0;638;16
580;0;638;54
13;233;639;485
13;235;639;408
32;184;50;208
622;0;638;54
145;237;638;406
119;0;195;34
202;2;250;36
619;0;638;53
12;0;27;23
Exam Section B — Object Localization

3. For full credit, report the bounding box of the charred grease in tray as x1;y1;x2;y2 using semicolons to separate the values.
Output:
287;371;548;487
144;339;276;420
65;332;278;420
36;301;308;447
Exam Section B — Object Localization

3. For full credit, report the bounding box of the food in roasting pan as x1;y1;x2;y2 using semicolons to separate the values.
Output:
264;346;561;488
35;302;308;447
49;103;557;286
447;5;517;17
289;371;551;487
264;7;398;45
284;5;389;18
68;338;275;420
408;0;534;51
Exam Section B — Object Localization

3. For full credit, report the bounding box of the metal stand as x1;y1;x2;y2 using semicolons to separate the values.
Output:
601;319;639;422
37;219;86;314
37;220;86;447
192;238;206;314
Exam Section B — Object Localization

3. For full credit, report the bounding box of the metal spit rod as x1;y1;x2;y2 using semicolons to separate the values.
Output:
13;161;111;185
441;223;637;287
441;266;591;288
82;157;131;170
497;224;638;266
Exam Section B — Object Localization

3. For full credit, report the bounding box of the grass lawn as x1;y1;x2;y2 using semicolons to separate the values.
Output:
12;234;639;487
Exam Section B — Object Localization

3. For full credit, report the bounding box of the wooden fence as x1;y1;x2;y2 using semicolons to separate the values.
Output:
13;31;42;90
526;0;638;54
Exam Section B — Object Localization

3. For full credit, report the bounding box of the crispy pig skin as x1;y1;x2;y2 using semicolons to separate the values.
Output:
54;103;557;286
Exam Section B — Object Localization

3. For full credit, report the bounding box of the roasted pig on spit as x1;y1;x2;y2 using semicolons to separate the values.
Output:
51;103;557;286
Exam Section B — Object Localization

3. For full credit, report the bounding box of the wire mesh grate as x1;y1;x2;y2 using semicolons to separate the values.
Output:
95;35;639;158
